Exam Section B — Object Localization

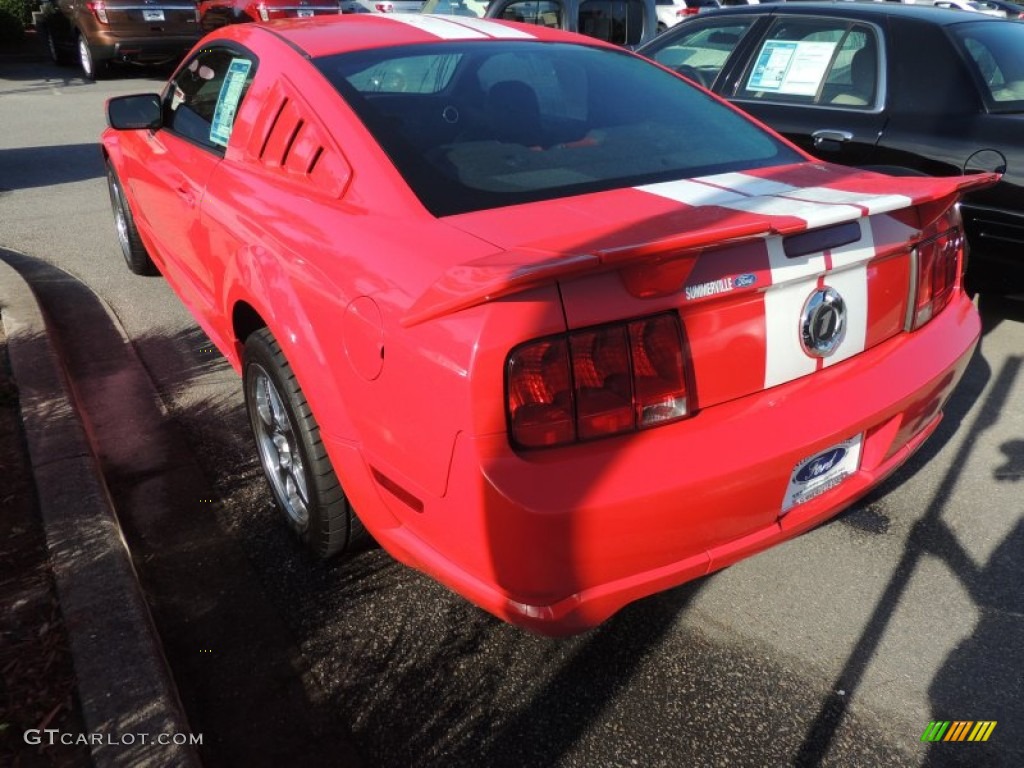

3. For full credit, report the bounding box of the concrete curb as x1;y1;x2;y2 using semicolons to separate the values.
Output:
0;253;202;768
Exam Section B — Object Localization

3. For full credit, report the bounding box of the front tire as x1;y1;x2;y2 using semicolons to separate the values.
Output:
106;161;157;276
46;26;73;65
244;328;366;559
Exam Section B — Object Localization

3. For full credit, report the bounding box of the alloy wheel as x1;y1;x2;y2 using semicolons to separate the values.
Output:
249;364;311;529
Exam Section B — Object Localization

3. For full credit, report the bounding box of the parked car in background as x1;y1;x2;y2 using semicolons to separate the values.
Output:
655;0;720;33
639;3;1024;291
198;0;389;33
44;0;201;80
485;0;658;47
984;0;1024;17
420;0;487;14
933;0;1007;16
104;15;992;634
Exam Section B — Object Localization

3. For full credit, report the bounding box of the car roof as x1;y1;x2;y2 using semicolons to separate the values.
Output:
690;0;1012;25
231;13;605;58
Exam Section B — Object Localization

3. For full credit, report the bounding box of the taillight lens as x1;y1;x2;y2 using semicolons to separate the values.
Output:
87;0;109;22
374;1;393;10
677;7;699;16
910;206;965;330
506;314;690;449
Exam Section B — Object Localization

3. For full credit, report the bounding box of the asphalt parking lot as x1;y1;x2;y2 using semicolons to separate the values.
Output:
2;42;1023;768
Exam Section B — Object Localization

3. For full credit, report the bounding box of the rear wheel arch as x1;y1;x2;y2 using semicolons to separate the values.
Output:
232;300;267;360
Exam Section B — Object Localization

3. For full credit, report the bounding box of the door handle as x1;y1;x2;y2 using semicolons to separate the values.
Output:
812;130;854;151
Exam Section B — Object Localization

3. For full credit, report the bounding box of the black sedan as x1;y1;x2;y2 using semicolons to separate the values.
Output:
639;3;1024;291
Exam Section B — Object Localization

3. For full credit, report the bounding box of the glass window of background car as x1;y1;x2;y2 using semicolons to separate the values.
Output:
952;22;1024;112
648;18;754;87
316;42;799;216
579;0;647;46
737;19;878;108
500;0;562;26
164;47;257;151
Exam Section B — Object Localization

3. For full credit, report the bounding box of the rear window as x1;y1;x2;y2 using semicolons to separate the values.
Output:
952;21;1024;113
316;41;800;216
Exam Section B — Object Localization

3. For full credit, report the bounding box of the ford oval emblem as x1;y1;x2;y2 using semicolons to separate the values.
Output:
733;273;757;288
801;286;846;358
795;447;848;483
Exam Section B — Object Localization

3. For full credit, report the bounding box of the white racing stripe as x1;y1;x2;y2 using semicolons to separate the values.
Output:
384;13;488;38
778;186;913;216
763;217;874;387
639;176;865;229
764;274;819;387
637;175;881;390
440;16;537;38
636;179;752;207
821;263;868;369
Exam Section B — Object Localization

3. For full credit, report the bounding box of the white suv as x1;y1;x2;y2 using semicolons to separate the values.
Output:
654;0;720;33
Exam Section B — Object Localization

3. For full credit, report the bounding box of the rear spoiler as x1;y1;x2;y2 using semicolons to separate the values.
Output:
402;171;999;328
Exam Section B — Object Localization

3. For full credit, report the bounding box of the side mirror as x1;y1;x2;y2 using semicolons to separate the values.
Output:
106;94;162;131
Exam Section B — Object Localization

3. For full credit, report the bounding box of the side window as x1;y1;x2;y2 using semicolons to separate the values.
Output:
737;20;879;109
648;19;755;88
955;26;1024;108
500;0;563;27
164;48;257;151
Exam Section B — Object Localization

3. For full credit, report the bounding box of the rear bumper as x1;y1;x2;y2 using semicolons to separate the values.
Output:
336;292;980;635
88;34;200;63
961;202;1024;276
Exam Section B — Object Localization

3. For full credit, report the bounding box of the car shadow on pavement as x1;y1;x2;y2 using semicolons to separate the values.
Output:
795;342;1023;767
1;249;365;767
0;144;105;190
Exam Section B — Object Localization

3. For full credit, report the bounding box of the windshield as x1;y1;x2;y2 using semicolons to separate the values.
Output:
952;21;1024;113
315;41;801;215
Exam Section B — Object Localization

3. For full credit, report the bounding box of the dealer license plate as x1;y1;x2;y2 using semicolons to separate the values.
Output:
142;9;164;20
782;434;863;513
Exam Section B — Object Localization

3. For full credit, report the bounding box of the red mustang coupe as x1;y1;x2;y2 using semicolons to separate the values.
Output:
102;15;994;635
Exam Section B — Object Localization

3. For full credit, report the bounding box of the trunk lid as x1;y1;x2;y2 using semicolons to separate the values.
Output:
418;164;995;408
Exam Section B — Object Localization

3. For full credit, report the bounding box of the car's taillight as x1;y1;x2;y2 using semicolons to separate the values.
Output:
257;2;270;20
677;7;699;16
506;313;690;449
909;205;965;330
86;0;109;23
374;1;393;10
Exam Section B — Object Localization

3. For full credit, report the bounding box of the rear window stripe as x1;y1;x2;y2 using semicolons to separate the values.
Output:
383;13;490;39
439;16;537;39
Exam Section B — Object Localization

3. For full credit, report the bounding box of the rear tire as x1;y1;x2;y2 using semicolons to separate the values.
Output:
78;34;109;81
106;161;157;276
243;328;367;559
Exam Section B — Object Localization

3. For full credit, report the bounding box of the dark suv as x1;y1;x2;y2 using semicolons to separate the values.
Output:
45;0;202;80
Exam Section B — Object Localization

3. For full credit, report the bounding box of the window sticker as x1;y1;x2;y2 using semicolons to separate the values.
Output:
209;58;253;148
748;40;836;96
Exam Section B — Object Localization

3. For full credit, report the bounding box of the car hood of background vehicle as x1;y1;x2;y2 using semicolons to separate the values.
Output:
409;163;998;326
